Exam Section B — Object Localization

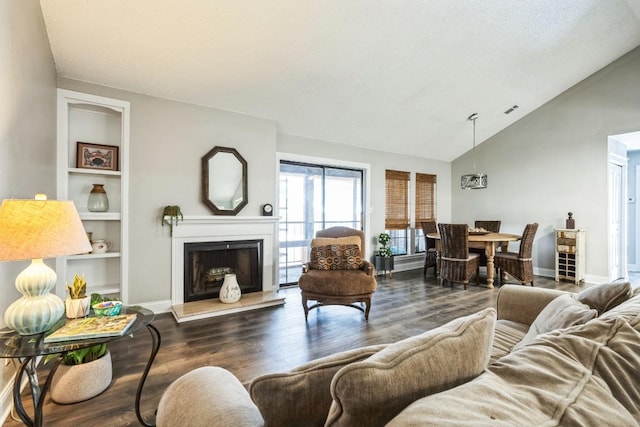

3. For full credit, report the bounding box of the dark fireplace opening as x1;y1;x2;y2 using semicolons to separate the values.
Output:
184;239;263;302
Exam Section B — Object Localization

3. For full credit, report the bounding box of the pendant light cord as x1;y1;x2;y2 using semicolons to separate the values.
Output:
468;113;478;173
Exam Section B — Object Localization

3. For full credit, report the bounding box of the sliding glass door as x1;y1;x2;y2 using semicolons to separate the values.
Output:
279;161;363;285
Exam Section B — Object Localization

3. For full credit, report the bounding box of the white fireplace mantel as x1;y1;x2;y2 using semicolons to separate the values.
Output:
171;216;279;307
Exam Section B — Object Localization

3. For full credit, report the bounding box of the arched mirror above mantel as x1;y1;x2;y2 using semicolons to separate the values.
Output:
201;146;248;215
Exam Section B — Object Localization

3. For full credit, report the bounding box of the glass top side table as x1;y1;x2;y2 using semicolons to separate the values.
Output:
0;306;161;427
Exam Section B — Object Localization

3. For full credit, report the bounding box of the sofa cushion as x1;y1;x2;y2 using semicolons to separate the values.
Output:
514;294;597;350
324;307;496;427
491;320;529;364
389;316;640;426
249;344;386;427
309;244;363;270
575;281;632;314
598;293;640;323
157;367;264;427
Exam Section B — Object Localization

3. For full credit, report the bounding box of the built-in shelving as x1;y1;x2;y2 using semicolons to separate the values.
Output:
56;89;130;303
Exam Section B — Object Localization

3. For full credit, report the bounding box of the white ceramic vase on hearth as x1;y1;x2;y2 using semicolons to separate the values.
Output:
220;273;241;304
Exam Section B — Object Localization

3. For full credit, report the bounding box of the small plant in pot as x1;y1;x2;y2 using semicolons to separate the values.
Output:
47;342;113;404
374;232;394;274
376;232;393;257
65;274;91;319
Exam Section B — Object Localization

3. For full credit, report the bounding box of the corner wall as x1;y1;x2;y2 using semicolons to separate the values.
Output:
0;0;58;422
452;46;640;282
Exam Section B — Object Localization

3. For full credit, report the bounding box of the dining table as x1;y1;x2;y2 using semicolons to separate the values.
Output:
426;231;521;289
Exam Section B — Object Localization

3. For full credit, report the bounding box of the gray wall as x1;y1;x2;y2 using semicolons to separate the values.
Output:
0;0;57;410
452;46;640;282
57;78;278;303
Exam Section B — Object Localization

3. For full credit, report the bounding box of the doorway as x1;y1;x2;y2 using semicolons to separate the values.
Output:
608;131;640;279
278;159;367;285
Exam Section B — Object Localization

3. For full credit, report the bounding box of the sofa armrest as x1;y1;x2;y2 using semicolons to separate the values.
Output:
496;285;567;326
157;367;264;427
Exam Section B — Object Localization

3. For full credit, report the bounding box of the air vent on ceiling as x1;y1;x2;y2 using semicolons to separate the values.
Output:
504;105;519;114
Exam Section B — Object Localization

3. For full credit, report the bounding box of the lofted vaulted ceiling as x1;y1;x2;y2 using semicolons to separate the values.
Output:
39;0;640;161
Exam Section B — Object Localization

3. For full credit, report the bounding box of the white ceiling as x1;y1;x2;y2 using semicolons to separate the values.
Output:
39;0;640;162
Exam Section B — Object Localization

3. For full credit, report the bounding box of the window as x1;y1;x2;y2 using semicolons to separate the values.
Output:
279;161;363;285
415;173;436;224
385;170;410;255
414;173;436;253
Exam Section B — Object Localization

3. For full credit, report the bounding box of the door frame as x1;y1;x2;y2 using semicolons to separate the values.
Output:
608;151;627;281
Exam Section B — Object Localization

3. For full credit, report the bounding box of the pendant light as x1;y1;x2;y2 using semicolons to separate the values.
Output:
461;113;487;189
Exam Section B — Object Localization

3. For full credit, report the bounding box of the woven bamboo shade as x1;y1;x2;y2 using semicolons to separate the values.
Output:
415;173;436;224
385;170;410;230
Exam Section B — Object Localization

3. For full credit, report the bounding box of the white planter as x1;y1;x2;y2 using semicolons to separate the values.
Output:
51;351;112;404
65;296;91;319
220;273;241;303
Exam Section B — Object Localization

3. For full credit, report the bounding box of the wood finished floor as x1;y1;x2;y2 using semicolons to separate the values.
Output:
4;269;586;426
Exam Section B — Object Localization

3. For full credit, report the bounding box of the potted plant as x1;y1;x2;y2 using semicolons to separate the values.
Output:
374;232;394;275
49;342;112;404
161;205;183;236
65;274;91;319
48;293;117;404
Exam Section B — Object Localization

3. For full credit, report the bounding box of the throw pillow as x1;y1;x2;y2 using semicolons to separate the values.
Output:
575;281;632;314
309;244;363;270
513;294;597;350
324;308;497;427
249;344;387;427
311;236;361;250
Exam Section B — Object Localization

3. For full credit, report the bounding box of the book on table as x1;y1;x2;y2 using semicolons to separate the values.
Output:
44;314;137;343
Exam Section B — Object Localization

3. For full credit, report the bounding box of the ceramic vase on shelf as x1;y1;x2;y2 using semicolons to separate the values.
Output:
220;273;241;304
87;184;109;212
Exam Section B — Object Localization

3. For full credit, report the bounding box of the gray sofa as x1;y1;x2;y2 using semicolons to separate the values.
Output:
157;282;640;426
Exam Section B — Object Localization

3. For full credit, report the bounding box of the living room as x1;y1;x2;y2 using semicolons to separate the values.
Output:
2;1;640;425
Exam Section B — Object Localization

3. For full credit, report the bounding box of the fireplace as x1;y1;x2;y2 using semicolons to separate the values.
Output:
170;215;279;314
184;239;263;302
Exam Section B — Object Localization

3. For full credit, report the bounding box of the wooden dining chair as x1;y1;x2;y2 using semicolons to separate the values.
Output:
470;220;502;266
437;223;480;290
420;221;438;277
494;223;539;286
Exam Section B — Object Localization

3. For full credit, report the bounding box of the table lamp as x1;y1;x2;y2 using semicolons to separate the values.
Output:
0;194;92;335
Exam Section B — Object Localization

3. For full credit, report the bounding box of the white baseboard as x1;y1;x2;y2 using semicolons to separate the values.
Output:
1;378;12;426
135;299;172;314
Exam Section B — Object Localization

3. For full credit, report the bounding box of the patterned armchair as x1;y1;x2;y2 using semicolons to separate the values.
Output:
298;227;377;320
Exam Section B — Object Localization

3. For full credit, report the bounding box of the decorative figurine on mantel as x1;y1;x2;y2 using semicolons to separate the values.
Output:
566;212;575;229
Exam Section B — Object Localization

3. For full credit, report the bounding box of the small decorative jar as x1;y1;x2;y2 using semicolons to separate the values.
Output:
220;273;242;304
88;184;109;212
566;212;575;229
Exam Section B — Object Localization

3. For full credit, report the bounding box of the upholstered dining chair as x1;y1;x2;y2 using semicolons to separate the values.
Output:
470;220;502;266
494;223;539;286
437;223;480;290
298;226;377;320
420;221;438;277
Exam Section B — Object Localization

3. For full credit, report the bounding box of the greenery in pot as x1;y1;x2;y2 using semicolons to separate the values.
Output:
65;274;91;319
376;232;393;257
161;205;183;236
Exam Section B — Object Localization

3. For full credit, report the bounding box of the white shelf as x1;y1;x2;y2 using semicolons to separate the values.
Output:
79;212;121;221
68;252;121;261
68;167;122;177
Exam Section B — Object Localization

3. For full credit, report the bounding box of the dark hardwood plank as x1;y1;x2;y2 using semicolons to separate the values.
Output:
2;270;585;426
